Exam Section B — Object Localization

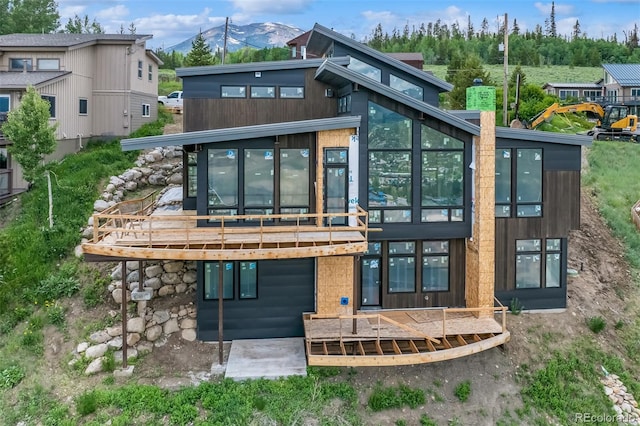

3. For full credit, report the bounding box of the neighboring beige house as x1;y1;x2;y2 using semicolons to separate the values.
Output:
0;33;162;202
602;63;640;106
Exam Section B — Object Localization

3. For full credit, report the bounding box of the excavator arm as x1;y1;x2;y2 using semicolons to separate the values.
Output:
528;102;605;129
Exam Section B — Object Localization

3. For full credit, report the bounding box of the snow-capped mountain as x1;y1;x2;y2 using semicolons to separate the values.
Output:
166;22;305;54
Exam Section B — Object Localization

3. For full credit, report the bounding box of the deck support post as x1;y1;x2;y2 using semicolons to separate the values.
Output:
352;255;360;334
138;260;144;292
218;260;224;365
121;260;128;369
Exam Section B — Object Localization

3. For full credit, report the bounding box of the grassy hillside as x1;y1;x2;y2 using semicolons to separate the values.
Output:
428;65;602;87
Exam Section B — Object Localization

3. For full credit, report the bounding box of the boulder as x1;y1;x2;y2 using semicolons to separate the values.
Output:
158;285;175;297
161;273;181;285
127;333;141;347
182;270;197;284
148;174;166;186
107;337;123;349
127;317;145;334
85;343;108;359
144;277;162;290
137;341;154;355
76;342;89;353
84;357;105;375
114;348;138;363
109;176;125;187
167;173;183;185
145;264;164;278
111;288;130;304
163;262;184;273
152;310;170;324
106;326;122;337
126;270;140;283
145;325;162;342
163;318;180;335
89;331;111;344
93;200;110;212
175;283;188;294
182;328;197;342
124;181;138;192
180;318;197;329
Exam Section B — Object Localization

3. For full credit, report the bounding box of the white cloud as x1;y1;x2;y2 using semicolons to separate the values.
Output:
96;5;129;20
361;10;398;26
534;2;575;15
58;5;86;20
130;8;221;47
228;0;313;14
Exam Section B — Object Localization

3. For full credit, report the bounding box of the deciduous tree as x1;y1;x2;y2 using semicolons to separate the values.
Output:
0;0;59;34
2;86;57;184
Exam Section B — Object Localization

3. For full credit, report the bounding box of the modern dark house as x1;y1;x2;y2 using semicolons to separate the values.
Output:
84;24;591;366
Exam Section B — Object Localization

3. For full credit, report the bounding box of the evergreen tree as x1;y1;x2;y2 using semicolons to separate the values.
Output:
512;19;520;36
447;55;493;109
128;22;136;34
480;18;489;38
572;20;581;40
2;86;57;184
466;15;474;40
185;32;214;67
62;14;103;34
550;1;557;37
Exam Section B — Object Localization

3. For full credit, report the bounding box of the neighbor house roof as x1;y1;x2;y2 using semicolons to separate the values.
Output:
176;56;350;77
121;116;362;151
602;64;640;86
542;82;602;89
0;71;70;89
306;23;452;92
0;33;152;50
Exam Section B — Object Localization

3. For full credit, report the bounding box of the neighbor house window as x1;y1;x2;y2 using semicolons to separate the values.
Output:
250;86;275;98
221;86;246;98
495;148;542;218
631;88;640;101
422;241;449;292
142;103;150;117
204;262;234;299
40;95;56;118
37;58;59;70
558;89;579;100
279;87;304;98
348;57;381;82
367;101;412;223
9;58;32;71
390;74;423;101
584;90;600;101
420;125;464;222
137;60;143;78
0;95;9;114
148;64;153;82
79;98;88;115
388;242;415;293
516;238;563;289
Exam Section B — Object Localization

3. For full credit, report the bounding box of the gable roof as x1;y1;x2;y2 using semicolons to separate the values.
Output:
315;59;480;136
306;23;452;93
121;116;362;151
542;82;602;89
0;71;70;89
602;64;640;86
176;56;350;78
0;33;151;50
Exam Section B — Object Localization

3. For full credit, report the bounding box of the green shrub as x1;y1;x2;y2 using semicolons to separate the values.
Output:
102;350;116;373
368;384;425;412
587;316;606;333
76;390;99;416
0;365;26;389
45;301;66;327
420;414;438;426
509;297;523;315
454;380;471;402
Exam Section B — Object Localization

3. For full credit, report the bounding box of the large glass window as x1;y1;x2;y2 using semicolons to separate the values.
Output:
388;242;416;293
390;74;423;101
204;262;234;299
208;149;238;216
279;87;304;98
516;239;541;289
361;242;382;306
239;261;258;299
187;152;197;198
545;239;561;288
516;238;563;289
348;57;381;82
221;86;246;98
421;125;464;222
250;86;275;98
37;58;59;70
0;95;10;113
368;102;412;223
496;148;543;218
516;149;542;217
280;149;309;208
422;241;449;292
244;149;274;208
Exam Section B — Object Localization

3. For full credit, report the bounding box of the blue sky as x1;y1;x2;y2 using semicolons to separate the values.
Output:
56;0;640;49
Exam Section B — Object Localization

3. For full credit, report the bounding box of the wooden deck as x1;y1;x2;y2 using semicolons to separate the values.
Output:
82;192;373;261
304;305;510;366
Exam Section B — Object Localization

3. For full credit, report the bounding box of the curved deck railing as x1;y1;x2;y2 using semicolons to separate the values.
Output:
632;199;640;232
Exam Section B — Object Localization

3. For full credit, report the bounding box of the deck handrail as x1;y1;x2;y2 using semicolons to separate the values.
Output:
90;196;373;248
305;301;508;348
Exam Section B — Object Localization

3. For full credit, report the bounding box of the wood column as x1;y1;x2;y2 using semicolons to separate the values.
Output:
465;111;496;318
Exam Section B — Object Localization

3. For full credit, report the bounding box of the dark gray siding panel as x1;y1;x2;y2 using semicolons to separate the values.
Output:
496;139;582;171
197;259;315;340
496;287;567;310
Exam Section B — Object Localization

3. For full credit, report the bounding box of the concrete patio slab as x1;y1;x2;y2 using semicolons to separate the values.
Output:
224;338;307;381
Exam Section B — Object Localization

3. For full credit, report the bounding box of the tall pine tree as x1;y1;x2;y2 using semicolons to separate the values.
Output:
185;32;215;67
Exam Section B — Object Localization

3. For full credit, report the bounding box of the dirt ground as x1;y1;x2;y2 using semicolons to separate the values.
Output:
8;114;638;424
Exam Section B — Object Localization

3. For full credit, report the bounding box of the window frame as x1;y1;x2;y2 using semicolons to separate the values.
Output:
250;86;275;99
495;148;543;218
40;95;56;119
79;98;88;115
36;58;59;71
221;86;246;98
390;74;424;101
279;87;304;99
387;242;416;294
9;58;32;71
203;261;259;300
421;241;450;292
137;60;143;79
0;94;10;114
148;64;153;82
142;103;150;117
515;238;563;289
348;57;381;82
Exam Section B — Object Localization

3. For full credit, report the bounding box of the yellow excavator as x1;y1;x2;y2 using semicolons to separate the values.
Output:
524;102;638;142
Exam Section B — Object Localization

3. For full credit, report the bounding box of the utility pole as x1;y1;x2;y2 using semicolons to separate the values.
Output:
503;13;509;126
222;17;229;65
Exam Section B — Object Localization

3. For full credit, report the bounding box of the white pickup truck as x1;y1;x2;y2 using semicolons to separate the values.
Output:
158;91;183;113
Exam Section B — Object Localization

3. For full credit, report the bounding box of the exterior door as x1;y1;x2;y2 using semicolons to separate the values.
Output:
361;242;382;307
324;148;348;225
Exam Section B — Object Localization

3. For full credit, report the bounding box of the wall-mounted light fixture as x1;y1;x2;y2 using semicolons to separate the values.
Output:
254;71;262;78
